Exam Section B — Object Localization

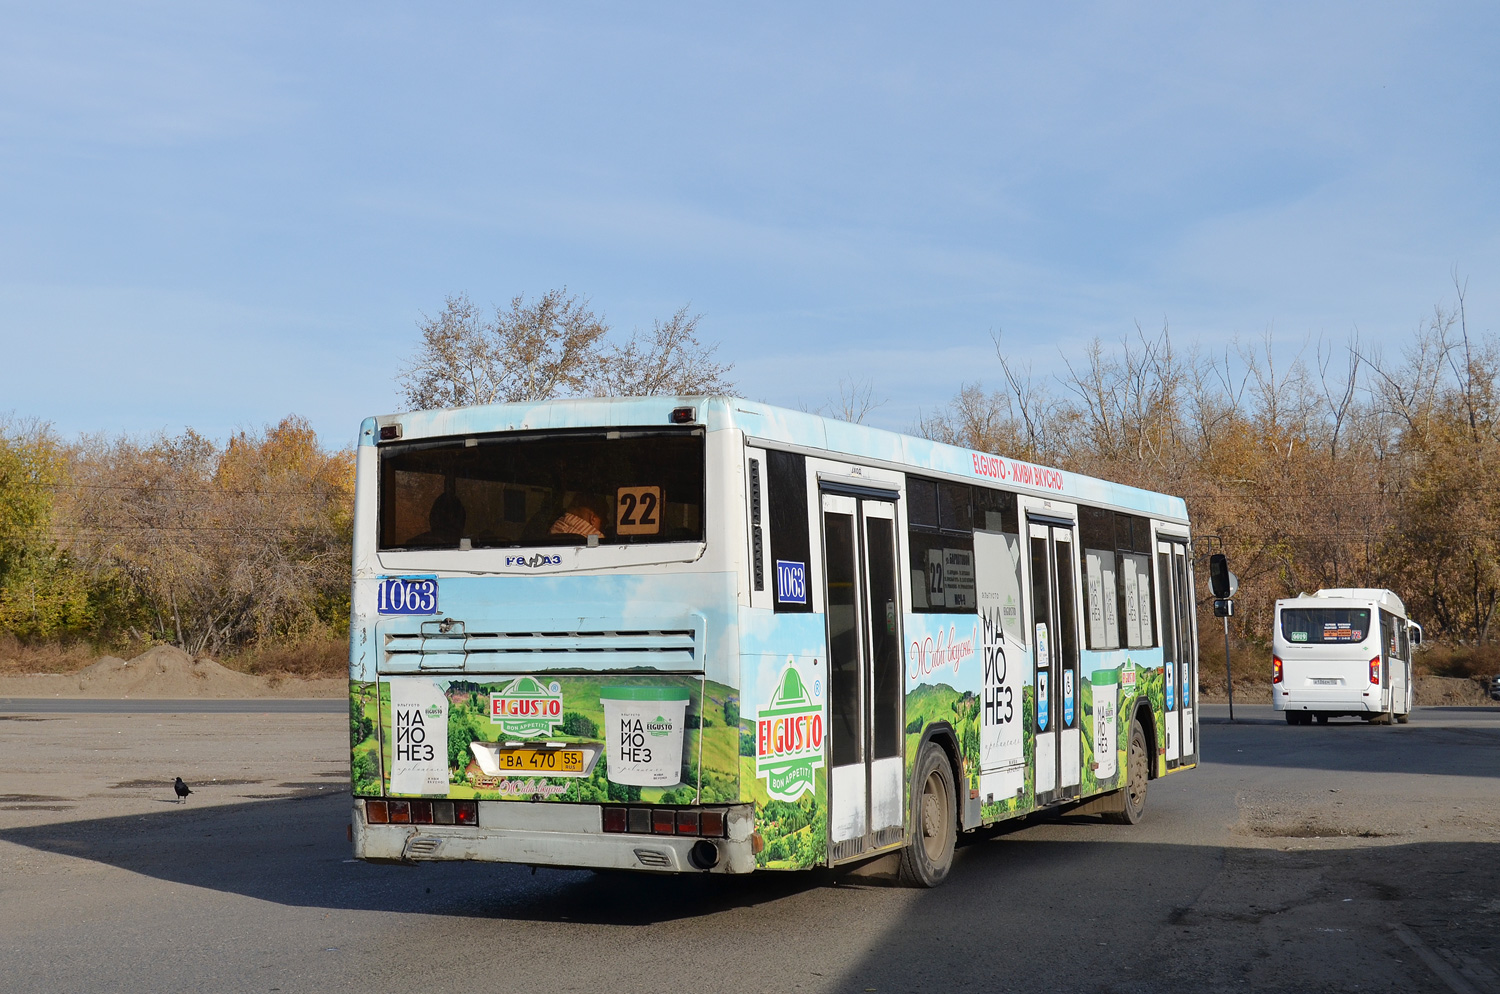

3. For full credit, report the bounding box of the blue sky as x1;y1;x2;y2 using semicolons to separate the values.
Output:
2;2;1497;446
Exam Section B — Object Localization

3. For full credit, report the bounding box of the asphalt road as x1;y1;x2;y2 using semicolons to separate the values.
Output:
1;704;1497;994
0;697;346;714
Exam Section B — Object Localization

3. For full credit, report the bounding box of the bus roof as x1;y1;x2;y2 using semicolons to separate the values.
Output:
363;395;1190;524
1278;588;1408;615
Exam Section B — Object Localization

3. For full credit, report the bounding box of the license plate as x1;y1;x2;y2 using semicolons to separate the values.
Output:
1312;678;1340;686
377;575;438;615
496;748;586;774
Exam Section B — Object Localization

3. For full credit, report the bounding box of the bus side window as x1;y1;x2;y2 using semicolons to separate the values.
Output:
767;450;812;614
1080;509;1156;650
1080;507;1119;649
974;486;1025;645
907;476;975;613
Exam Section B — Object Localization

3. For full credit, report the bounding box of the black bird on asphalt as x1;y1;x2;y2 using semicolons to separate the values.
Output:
174;777;192;803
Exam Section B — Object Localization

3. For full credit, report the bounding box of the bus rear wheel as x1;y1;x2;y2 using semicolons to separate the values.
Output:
1103;721;1148;824
897;741;956;888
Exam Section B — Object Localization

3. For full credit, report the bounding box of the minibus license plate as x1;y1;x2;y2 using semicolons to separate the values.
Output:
498;748;585;773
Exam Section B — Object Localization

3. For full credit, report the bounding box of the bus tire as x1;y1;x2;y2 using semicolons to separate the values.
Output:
897;741;956;888
1284;711;1300;726
1315;713;1329;724
1103;721;1148;825
1395;711;1410;724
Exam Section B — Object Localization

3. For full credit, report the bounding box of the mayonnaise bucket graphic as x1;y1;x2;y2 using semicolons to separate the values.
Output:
1091;668;1119;781
600;686;690;787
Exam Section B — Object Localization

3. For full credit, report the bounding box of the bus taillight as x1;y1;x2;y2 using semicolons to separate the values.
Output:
601;805;728;838
1272;656;1283;684
1369;657;1381;684
364;799;477;826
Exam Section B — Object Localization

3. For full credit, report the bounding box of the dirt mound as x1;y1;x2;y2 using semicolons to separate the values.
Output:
1415;675;1493;706
0;645;343;699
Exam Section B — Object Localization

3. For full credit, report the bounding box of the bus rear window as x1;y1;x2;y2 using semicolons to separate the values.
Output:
1280;608;1371;645
379;428;704;550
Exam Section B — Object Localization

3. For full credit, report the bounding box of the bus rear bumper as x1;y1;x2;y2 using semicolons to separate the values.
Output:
1273;689;1383;714
353;801;758;874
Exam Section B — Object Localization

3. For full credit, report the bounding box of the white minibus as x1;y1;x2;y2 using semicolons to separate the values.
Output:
1272;588;1421;725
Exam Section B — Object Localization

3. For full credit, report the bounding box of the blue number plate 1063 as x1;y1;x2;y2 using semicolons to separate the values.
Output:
377;576;438;615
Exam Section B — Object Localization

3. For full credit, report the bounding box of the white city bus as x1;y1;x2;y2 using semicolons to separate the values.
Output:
348;397;1200;885
1273;588;1421;725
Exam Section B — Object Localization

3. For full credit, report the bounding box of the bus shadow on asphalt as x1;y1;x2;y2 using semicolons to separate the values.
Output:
839;835;1500;994
0;793;824;924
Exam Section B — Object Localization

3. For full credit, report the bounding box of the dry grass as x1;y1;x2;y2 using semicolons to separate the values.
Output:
0;634;135;677
0;633;348;679
219;635;348;679
1414;642;1500;680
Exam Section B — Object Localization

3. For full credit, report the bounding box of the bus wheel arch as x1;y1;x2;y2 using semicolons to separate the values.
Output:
1132;700;1159;779
914;722;965;803
1102;718;1150;825
898;734;959;887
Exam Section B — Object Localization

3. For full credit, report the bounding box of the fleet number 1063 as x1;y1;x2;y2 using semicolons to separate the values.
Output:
377;577;438;615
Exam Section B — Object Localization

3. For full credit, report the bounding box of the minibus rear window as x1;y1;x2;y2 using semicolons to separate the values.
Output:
1280;608;1371;644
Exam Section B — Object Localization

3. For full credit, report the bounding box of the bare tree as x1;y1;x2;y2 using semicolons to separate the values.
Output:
400;292;734;409
596;306;735;397
990;330;1064;462
399;290;610;409
820;377;885;425
397;294;499;410
1317;331;1362;461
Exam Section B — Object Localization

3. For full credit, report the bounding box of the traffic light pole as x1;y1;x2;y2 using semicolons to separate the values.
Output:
1203;540;1238;724
1224;614;1234;722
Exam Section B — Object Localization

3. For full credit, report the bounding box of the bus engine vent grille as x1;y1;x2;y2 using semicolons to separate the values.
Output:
633;848;673;868
404;837;443;858
381;626;701;673
873;826;903;848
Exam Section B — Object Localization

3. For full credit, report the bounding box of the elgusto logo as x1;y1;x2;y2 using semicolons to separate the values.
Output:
489;676;564;738
756;659;825;802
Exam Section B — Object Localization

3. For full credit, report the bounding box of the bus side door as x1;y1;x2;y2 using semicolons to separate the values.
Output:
1157;537;1198;767
821;492;905;861
1029;515;1082;805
